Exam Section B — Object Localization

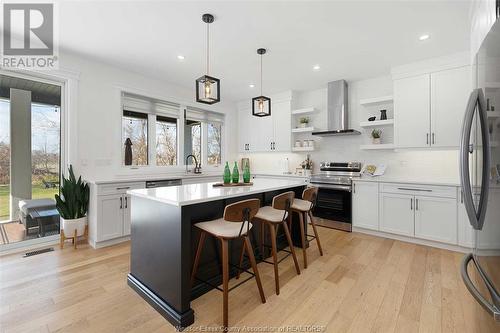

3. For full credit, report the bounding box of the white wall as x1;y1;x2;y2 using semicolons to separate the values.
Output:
58;51;238;181
239;75;460;182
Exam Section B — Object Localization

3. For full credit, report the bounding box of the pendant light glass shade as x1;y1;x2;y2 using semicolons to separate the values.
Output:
196;14;220;105
252;48;271;117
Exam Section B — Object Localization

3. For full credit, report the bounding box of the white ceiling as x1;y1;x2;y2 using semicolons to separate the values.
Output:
58;1;471;102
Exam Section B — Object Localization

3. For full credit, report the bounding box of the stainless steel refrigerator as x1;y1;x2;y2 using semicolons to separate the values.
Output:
460;18;500;330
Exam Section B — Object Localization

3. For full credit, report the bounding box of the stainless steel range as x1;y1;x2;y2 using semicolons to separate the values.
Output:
309;162;362;232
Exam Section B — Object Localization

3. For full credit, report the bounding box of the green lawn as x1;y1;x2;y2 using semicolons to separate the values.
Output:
0;185;59;221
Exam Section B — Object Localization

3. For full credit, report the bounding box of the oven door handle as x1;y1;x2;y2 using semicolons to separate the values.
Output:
310;183;352;192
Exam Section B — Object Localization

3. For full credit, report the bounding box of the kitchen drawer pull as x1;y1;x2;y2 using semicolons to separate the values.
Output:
120;197;123;209
116;186;131;190
397;187;432;192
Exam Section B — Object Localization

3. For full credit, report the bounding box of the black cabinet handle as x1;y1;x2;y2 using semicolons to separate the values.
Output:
410;198;413;210
120;197;123;209
125;196;128;209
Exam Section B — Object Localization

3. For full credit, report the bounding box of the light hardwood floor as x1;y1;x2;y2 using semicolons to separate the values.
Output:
1;227;499;333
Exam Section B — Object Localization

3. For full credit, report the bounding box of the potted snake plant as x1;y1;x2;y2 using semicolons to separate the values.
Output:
55;165;90;238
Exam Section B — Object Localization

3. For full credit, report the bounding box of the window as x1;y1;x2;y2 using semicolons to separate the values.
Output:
156;116;177;166
122;110;148;166
121;92;224;168
184;120;201;165
207;122;222;165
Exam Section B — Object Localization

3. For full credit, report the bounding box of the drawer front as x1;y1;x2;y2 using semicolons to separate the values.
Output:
380;183;456;198
97;182;145;196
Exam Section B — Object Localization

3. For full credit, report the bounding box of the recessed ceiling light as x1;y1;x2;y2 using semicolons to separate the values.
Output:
249;84;255;88
177;55;185;60
419;34;430;41
313;65;320;71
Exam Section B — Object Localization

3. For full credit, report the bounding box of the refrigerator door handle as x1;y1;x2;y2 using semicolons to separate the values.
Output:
460;88;490;230
461;253;500;322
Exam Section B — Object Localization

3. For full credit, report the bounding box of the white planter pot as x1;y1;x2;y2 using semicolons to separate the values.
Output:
372;138;381;144
61;216;87;237
299;123;308;128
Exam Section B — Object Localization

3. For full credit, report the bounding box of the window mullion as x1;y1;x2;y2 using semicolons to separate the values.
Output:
148;113;156;166
201;122;208;167
178;106;186;166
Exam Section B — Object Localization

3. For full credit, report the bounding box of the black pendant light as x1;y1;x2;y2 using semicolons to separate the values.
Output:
196;13;220;104
252;48;271;117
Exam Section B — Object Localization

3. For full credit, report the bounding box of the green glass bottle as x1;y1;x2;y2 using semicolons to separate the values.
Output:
232;162;240;183
223;162;231;184
243;160;251;183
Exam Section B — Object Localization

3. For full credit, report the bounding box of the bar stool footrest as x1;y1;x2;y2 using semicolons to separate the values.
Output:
193;263;256;293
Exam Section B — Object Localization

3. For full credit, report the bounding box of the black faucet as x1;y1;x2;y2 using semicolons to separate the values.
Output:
185;154;202;174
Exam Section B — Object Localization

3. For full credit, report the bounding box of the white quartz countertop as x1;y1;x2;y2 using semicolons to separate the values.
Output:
88;172;222;185
353;174;460;187
128;178;307;206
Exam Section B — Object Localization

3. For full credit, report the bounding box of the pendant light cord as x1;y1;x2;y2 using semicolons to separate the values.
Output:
206;22;210;75
260;54;263;96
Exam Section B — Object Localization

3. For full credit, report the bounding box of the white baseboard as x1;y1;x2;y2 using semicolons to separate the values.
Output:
352;226;472;253
89;236;130;249
0;235;59;256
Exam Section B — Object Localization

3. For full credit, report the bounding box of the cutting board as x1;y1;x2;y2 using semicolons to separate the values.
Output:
212;182;253;187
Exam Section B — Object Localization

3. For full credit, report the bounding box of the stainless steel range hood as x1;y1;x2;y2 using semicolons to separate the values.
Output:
312;80;360;136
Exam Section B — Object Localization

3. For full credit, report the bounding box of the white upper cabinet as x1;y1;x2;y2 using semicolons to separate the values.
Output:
272;100;292;151
394;66;471;149
394;74;431;148
430;66;471;148
238;108;251;152
237;93;292;152
352;181;379;230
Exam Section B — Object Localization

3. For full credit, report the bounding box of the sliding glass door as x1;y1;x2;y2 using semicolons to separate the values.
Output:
0;74;62;246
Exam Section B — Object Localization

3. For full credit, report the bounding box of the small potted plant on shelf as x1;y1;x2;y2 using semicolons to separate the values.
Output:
299;117;310;128
371;129;382;144
55;165;90;249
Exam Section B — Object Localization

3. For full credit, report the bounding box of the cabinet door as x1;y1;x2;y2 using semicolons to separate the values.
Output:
352;181;379;230
238;108;250;152
431;66;471;148
394;74;431;148
414;196;457;244
97;194;124;241
255;114;274;151
272;100;291;151
379;193;414;236
458;190;474;248
123;195;131;236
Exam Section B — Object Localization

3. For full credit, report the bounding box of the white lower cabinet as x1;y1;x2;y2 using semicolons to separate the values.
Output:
414;195;457;244
352;181;379;230
361;182;461;247
379;193;415;236
458;189;474;248
97;193;129;241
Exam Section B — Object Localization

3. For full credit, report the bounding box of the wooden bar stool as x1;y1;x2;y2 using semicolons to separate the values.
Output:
239;191;300;295
191;198;266;329
291;186;323;269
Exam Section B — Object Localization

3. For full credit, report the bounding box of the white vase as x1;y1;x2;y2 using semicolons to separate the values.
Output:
61;216;87;237
372;138;381;144
299;123;308;128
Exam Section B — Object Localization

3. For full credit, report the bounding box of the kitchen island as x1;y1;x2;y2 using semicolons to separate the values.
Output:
126;179;307;329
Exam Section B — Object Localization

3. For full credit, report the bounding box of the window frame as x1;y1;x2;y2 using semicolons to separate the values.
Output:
155;115;178;166
122;109;149;166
